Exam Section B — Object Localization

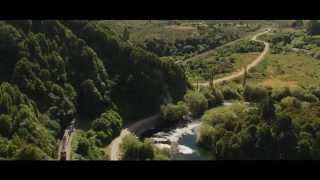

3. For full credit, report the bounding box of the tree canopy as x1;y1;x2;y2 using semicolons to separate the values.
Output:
0;20;189;159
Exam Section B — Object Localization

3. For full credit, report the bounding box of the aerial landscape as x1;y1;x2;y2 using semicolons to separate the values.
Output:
1;20;320;160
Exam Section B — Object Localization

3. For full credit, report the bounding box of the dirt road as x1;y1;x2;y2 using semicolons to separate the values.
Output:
179;28;267;65
196;28;271;87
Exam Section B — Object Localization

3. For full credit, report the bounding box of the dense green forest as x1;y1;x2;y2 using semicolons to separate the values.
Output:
0;20;189;159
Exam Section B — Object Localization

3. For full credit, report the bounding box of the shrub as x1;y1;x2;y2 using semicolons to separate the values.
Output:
153;148;171;160
120;134;155;160
303;94;319;103
311;87;320;99
197;124;216;149
280;96;302;109
201;87;224;107
91;110;123;145
160;101;188;123
276;112;294;132
290;87;319;102
290;87;307;100
74;131;104;160
15;144;49;160
313;51;320;60
271;87;291;101
184;90;208;117
201;106;238;127
222;86;241;100
0;114;12;137
243;85;267;102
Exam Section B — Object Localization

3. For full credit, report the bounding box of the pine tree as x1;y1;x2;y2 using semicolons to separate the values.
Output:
260;91;275;123
209;69;214;89
122;27;130;41
243;66;247;88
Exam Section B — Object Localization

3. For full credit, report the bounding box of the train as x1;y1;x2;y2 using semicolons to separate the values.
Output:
59;119;76;160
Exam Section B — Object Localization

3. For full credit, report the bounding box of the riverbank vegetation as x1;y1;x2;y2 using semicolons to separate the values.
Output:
160;83;241;125
119;134;170;160
197;85;320;160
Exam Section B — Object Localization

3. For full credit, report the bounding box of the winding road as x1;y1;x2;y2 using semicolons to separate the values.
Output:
178;28;267;65
108;28;271;161
196;28;271;87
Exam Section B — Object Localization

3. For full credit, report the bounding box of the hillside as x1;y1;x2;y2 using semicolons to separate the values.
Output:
0;20;189;159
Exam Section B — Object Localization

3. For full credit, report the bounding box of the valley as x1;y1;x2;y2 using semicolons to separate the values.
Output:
2;20;320;160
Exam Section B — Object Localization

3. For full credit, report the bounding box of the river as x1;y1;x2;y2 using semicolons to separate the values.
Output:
143;101;234;160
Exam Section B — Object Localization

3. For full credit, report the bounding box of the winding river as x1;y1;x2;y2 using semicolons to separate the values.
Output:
144;101;234;160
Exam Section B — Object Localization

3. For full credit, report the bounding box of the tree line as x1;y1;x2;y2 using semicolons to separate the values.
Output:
197;84;320;160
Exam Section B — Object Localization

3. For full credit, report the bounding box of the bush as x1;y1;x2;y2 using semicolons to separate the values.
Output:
95;131;112;146
271;87;291;101
0;114;12;137
280;96;302;109
76;136;90;156
290;87;319;102
15;144;49;160
153;148;171;160
276;112;294;132
290;87;307;100
303;94;319;103
260;93;276;121
201;105;238;127
197;124;216;149
92;110;122;133
120;134;155;160
313;51;320;59
222;86;241;100
291;37;305;49
74;131;104;160
311;87;320;99
91;110;123;145
234;40;264;53
184;90;208;117
201;87;224;107
160;101;188;123
243;85;267;102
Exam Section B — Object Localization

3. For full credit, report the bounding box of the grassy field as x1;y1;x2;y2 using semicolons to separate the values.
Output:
99;20;199;44
184;28;266;63
188;52;260;83
231;52;260;70
248;52;320;89
212;52;260;80
100;20;263;46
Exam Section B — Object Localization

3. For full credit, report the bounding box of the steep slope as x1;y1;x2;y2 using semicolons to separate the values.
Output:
0;20;189;159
